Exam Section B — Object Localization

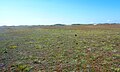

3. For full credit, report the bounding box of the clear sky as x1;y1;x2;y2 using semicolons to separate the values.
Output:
0;0;120;26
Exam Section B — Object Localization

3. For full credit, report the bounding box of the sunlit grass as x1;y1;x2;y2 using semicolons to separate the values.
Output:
0;25;120;72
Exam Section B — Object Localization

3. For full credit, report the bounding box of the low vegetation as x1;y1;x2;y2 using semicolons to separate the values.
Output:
0;24;120;72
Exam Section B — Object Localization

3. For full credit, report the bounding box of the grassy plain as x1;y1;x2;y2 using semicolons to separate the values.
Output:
0;24;120;72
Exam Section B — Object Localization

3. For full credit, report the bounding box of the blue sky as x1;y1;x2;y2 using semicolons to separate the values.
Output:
0;0;120;26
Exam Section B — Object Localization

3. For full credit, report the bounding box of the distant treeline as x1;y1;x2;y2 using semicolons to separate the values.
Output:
71;24;93;25
53;23;120;26
53;24;66;26
0;23;120;27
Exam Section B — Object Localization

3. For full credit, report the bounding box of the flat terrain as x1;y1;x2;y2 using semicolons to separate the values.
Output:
0;25;120;72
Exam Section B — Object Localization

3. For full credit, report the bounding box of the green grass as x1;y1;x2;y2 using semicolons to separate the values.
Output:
0;25;120;72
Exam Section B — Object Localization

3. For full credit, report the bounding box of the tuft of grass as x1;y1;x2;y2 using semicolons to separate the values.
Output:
9;45;17;49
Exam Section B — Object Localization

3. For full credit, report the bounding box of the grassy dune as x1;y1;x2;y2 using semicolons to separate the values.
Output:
0;25;120;72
